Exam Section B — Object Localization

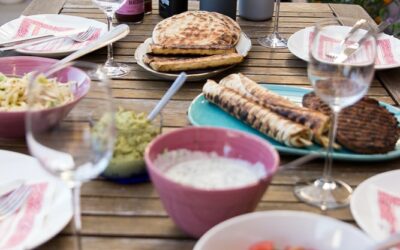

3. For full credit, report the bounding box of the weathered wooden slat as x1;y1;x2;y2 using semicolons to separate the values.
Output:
40;236;195;250
23;0;66;15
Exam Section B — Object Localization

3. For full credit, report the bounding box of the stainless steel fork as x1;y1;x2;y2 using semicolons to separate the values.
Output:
0;26;98;52
0;185;32;221
327;20;392;63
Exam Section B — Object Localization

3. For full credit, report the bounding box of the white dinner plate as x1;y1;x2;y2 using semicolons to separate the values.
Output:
350;169;400;240
0;14;107;57
287;26;400;70
134;32;252;81
0;150;72;249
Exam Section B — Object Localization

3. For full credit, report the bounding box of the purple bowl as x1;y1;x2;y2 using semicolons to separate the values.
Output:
0;56;90;139
144;127;280;238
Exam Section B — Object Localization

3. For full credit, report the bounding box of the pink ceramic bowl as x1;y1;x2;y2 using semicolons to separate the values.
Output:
0;56;90;138
144;127;280;238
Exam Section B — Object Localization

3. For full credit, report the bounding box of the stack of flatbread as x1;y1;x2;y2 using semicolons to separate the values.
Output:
202;73;331;148
143;11;245;72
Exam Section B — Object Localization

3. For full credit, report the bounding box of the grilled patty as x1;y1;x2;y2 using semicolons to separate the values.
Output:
302;92;400;154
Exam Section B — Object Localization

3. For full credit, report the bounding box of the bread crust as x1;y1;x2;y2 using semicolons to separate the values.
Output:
144;53;244;72
152;11;241;55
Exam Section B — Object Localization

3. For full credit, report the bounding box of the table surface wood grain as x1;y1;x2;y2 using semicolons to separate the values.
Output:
1;1;399;249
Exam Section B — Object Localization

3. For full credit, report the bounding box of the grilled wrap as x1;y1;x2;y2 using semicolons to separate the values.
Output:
219;73;330;146
203;80;313;148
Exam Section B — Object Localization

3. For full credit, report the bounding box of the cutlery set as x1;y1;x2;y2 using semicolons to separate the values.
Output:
328;17;400;63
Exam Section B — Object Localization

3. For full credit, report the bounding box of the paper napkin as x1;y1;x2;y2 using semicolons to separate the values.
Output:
0;182;55;250
369;184;400;250
0;16;101;52
306;30;400;66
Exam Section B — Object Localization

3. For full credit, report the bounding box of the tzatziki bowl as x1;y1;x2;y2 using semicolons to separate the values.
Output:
144;127;279;238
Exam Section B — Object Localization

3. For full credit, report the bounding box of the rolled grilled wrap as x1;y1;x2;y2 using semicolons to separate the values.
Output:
203;80;313;148
219;73;330;146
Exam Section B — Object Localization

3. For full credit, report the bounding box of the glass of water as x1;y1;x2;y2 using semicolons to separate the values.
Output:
92;0;130;77
294;17;377;210
26;61;115;249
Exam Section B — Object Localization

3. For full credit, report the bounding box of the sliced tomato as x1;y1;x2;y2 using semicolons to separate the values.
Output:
249;241;275;250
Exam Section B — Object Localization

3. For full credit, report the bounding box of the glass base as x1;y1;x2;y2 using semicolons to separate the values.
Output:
103;60;130;77
258;32;288;48
294;178;352;210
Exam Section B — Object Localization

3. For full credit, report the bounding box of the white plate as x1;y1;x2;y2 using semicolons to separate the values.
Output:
0;14;107;57
134;32;252;81
194;210;374;250
288;26;400;70
351;169;400;240
0;150;72;249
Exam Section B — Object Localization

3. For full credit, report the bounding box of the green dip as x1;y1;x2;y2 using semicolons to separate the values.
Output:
103;108;160;178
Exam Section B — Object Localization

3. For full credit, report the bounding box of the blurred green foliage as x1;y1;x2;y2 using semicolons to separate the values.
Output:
310;0;400;37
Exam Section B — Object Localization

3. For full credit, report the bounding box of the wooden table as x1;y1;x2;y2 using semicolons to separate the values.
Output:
2;1;400;249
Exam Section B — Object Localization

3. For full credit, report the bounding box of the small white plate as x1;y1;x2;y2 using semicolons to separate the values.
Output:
134;32;252;81
351;169;400;240
0;14;107;57
0;150;72;249
288;26;400;70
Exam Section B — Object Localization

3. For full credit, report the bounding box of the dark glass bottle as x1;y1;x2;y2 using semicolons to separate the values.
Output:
145;0;152;14
159;0;188;18
116;0;145;24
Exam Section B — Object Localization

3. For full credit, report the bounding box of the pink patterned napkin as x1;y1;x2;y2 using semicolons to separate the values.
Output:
0;182;54;250
306;30;400;66
370;185;400;250
10;16;101;52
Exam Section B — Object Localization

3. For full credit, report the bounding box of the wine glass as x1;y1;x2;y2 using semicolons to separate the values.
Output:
294;18;377;210
25;61;115;249
92;0;130;77
258;0;287;48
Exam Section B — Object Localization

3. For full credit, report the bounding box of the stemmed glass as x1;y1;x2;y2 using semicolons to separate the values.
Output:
294;18;377;210
258;0;287;48
92;0;130;77
25;61;115;249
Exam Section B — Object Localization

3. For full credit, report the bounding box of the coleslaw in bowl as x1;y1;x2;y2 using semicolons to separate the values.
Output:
0;56;90;138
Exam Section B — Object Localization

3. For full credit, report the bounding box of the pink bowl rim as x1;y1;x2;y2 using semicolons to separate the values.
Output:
144;126;280;193
0;56;90;114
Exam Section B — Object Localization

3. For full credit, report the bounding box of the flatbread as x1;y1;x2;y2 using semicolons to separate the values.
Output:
203;80;313;148
143;53;243;72
152;11;241;54
219;73;331;145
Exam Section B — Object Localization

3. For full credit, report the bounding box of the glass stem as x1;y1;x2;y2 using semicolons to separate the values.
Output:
273;0;281;34
106;13;114;63
72;183;82;250
322;110;339;182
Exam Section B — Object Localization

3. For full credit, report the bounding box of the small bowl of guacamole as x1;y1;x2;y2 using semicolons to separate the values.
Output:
101;108;161;183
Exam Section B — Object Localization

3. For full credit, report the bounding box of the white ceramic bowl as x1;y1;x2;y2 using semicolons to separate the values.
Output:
194;210;374;250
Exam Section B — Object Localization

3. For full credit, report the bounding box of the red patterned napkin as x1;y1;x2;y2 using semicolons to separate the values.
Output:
10;16;101;52
0;182;54;250
306;30;400;66
370;185;400;250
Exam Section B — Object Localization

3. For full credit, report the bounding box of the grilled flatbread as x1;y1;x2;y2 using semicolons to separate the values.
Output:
143;53;244;72
152;11;241;55
219;73;330;145
148;44;236;56
203;80;313;148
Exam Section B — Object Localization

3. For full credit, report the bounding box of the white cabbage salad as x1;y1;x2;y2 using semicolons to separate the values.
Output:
0;72;74;111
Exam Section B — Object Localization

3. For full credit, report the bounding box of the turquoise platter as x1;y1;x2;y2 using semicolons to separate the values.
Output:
187;84;400;161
